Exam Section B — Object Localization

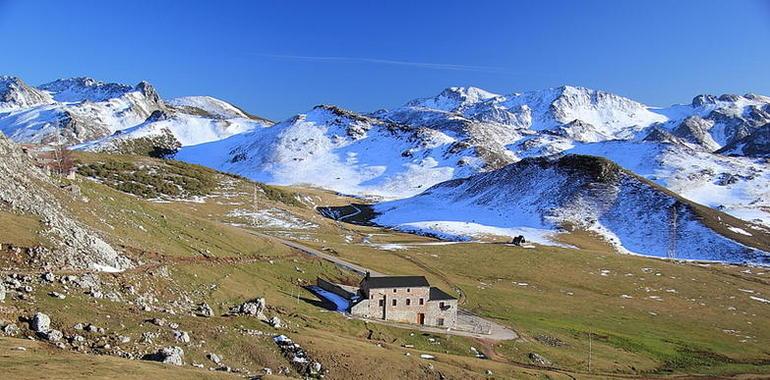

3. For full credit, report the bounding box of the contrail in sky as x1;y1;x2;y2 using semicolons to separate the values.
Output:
258;54;507;73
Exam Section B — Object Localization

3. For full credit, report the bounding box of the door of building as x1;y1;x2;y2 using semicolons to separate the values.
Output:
417;313;425;325
382;295;387;319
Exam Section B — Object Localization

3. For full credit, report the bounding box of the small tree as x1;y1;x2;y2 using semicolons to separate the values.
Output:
50;144;75;176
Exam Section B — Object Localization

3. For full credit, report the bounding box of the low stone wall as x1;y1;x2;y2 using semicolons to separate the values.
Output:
316;278;357;300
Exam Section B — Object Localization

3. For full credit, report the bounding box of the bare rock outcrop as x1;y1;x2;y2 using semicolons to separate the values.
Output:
0;133;131;271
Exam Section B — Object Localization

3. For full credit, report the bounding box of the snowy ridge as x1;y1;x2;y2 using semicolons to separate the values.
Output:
372;155;770;264
39;77;137;102
167;96;251;119
177;105;474;198
77;110;269;154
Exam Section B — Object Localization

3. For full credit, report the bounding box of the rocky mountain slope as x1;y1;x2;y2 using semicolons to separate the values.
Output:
0;133;130;271
372;154;770;264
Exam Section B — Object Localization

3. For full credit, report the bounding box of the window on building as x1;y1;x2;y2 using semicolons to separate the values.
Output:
407;288;411;293
379;299;384;307
419;298;424;305
439;302;445;308
437;318;445;326
370;294;373;299
406;298;411;306
393;289;397;293
392;299;397;306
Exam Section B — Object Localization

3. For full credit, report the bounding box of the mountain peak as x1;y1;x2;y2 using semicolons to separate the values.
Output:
0;75;54;109
406;86;499;112
40;77;137;102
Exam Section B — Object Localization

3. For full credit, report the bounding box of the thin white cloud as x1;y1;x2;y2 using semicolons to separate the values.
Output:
259;54;506;73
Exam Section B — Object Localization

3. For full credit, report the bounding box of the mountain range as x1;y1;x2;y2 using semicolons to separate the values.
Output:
1;75;768;263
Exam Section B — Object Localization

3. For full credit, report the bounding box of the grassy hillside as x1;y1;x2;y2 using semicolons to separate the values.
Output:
1;152;769;378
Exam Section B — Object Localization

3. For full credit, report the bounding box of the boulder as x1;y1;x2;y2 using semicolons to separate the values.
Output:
2;323;19;336
42;272;55;282
45;329;63;342
195;303;214;317
30;312;51;333
144;346;184;366
232;298;267;319
207;352;222;365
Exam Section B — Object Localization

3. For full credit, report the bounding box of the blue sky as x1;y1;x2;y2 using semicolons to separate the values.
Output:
2;0;769;120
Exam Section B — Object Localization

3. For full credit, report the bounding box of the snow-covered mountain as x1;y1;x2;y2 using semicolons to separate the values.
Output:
174;85;770;226
372;154;770;264
0;76;164;144
0;76;54;109
0;76;272;150
76;97;272;156
3;76;768;225
176;105;472;198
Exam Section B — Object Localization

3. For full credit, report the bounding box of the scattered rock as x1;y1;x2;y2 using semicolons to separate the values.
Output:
268;316;282;329
49;291;66;299
535;334;565;347
208;352;222;365
273;335;324;377
45;329;63;342
83;324;105;334
231;298;267;320
2;323;20;336
42;272;55;283
528;352;552;367
195;303;214;317
173;330;190;343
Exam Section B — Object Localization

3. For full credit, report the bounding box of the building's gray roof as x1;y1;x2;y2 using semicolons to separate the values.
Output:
429;287;456;301
363;275;429;289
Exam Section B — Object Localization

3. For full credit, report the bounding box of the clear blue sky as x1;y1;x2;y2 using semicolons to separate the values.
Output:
2;0;769;120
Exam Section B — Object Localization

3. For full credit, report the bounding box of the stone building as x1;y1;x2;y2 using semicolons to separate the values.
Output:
349;274;457;328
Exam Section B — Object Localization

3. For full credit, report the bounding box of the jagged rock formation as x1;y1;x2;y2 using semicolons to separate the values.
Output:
0;133;131;271
718;123;770;157
671;116;719;151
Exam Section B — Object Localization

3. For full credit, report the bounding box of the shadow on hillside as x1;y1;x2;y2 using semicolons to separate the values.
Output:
316;203;377;226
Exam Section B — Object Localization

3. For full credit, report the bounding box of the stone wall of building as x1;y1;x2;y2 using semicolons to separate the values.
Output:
364;286;430;324
425;299;458;328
